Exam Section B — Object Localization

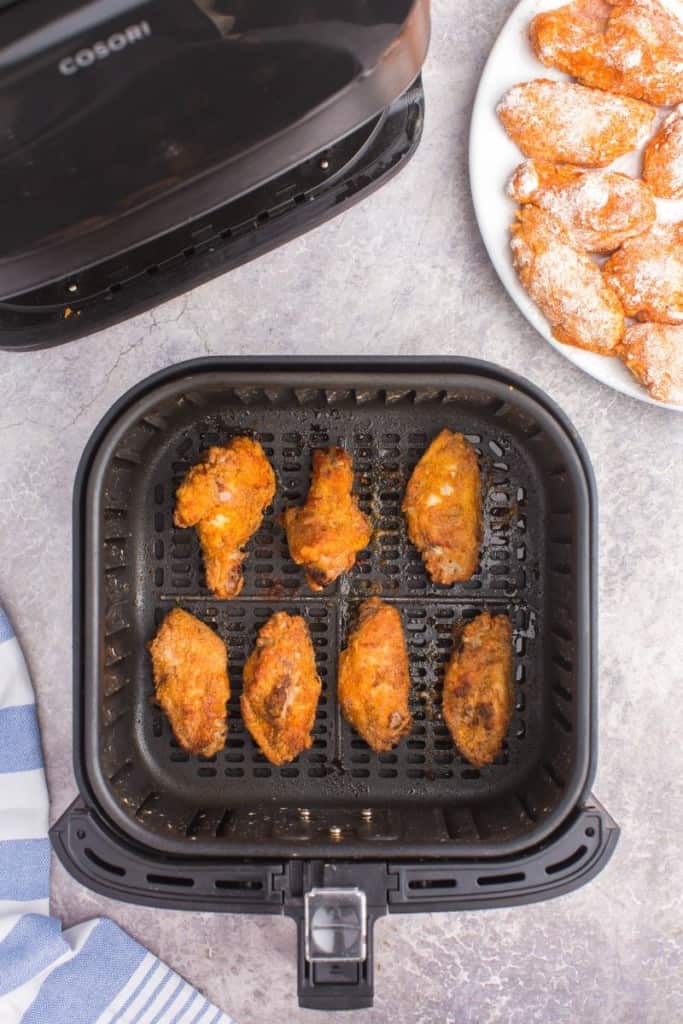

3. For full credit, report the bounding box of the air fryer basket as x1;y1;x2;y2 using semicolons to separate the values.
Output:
53;358;617;1011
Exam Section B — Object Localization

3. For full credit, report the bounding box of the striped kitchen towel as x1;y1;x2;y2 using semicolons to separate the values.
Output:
0;606;235;1024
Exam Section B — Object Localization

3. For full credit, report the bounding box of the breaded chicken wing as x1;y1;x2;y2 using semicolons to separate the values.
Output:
511;205;625;352
603;221;683;323
283;448;373;591
241;612;321;766
148;608;230;757
497;79;655;166
402;430;482;585
644;107;683;199
507;160;656;252
618;322;683;403
443;612;513;768
530;0;683;107
338;599;412;752
174;438;276;599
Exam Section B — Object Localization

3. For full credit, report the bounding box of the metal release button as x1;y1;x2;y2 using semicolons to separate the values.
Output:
304;887;367;963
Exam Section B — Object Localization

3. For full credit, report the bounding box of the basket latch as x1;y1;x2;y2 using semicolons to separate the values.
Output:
283;863;390;1010
304;886;367;967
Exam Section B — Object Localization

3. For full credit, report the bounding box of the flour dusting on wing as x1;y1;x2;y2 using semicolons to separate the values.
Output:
511;206;624;352
619;322;683;402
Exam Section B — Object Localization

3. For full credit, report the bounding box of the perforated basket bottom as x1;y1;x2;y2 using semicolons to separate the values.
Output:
90;370;585;849
138;597;536;805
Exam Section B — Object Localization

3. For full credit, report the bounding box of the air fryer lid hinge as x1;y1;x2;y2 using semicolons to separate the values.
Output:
280;861;392;1011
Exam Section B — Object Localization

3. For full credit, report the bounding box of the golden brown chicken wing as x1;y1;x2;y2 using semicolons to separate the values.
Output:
643;107;683;199
603;221;683;324
148;608;230;757
338;599;412;752
443;612;513;768
497;79;655;166
511;205;625;353
618;322;683;403
530;0;683;107
507;160;656;252
241;612;321;766
174;438;276;599
283;448;373;591
402;430;482;585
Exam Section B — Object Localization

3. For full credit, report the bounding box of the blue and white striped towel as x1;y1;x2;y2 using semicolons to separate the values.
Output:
0;606;235;1024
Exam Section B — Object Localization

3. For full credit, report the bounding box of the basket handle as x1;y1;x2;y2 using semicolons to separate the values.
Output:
289;885;381;1011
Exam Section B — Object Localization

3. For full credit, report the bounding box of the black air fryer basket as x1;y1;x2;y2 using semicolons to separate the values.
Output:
52;358;618;1011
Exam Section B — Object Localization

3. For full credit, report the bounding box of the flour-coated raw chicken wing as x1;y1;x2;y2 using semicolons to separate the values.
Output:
402;430;482;585
530;0;683;107
507;160;656;252
644;106;683;199
241;612;321;766
618;322;683;402
338;598;412;752
443;612;513;769
603;221;683;323
497;79;654;166
511;205;625;352
148;608;230;757
174;438;276;599
283;448;373;591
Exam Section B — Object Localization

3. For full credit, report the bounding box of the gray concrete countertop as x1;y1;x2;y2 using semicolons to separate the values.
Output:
1;2;681;1021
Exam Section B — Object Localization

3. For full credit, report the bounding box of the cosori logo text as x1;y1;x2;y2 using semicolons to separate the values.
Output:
58;21;151;75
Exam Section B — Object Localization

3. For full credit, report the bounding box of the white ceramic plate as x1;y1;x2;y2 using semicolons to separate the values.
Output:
469;0;683;411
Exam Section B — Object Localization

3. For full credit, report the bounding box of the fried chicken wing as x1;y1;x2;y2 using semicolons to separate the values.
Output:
507;160;656;252
148;608;230;757
338;599;412;752
643;106;683;199
530;0;683;107
603;221;683;323
497;79;655;166
283;448;373;591
618;322;683;402
443;612;513;768
241;612;321;766
174;438;276;599
402;430;482;585
511;205;625;352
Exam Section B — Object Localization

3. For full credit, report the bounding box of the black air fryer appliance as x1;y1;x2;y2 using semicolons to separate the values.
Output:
52;357;619;1012
0;0;430;350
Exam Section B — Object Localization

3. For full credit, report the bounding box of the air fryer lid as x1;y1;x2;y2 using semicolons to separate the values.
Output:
0;0;429;299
